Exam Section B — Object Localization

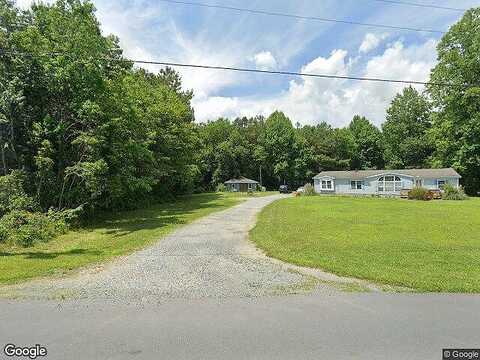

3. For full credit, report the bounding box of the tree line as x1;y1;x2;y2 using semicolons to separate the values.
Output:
1;0;479;222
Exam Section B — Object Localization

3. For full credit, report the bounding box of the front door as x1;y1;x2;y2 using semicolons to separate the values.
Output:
415;179;423;187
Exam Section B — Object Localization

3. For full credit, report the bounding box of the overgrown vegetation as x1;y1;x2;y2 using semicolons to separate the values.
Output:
443;184;468;200
0;193;245;285
408;187;432;201
0;171;70;247
251;196;480;292
1;0;479;249
302;183;316;196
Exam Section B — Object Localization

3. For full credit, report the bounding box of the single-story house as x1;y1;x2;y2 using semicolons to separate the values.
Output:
224;177;260;192
313;168;461;196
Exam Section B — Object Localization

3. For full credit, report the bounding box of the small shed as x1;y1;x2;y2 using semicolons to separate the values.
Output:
225;177;260;192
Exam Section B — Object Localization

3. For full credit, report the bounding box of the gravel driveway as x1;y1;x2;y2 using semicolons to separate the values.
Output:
3;195;319;302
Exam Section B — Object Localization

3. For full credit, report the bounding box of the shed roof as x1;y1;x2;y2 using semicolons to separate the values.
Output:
225;177;259;184
313;168;461;180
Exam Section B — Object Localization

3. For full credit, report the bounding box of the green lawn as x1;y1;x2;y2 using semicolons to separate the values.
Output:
250;196;480;293
0;192;249;285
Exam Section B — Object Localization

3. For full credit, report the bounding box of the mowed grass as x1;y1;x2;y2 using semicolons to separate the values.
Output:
0;192;249;285
250;196;480;292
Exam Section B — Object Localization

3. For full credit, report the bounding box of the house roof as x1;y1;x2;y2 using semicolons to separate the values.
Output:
313;168;461;180
225;177;259;184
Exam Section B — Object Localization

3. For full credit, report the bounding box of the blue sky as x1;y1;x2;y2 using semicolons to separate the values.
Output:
17;0;480;126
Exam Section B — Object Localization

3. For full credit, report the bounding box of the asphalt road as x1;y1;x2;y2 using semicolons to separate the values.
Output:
1;293;479;360
1;195;479;359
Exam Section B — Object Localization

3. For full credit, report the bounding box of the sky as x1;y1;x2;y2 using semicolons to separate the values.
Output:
15;0;480;127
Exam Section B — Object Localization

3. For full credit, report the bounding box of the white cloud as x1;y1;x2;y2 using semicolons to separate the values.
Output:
359;33;389;54
251;51;278;71
12;0;443;128
193;39;438;127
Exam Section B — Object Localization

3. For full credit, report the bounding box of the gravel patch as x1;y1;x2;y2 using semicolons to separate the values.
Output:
2;195;327;303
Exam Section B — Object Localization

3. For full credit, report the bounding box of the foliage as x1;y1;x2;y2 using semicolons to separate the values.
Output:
251;196;480;292
0;193;244;284
0;0;198;213
349;115;384;169
427;8;480;195
408;187;432;201
1;0;479;226
302;183;316;196
442;184;468;200
0;171;35;216
216;183;226;192
263;111;299;185
0;209;68;247
382;87;433;169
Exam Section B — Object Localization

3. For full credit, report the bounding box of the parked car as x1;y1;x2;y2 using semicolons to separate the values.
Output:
279;185;290;194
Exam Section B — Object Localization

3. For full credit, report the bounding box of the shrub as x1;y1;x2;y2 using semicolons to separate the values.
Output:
0;171;35;217
303;183;316;196
443;184;468;200
216;183;226;192
0;210;70;247
408;187;432;201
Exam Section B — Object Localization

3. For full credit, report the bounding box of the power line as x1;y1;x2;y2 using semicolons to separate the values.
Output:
157;0;447;34
372;0;467;12
1;48;470;88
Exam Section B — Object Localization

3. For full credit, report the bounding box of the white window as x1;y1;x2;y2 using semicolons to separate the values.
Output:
437;180;446;189
378;176;402;192
321;180;333;190
248;183;253;190
351;181;363;190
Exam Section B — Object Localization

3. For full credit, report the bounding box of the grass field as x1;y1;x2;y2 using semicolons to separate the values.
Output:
0;192;252;285
250;196;480;292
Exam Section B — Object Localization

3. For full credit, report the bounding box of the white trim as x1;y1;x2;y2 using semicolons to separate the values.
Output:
436;179;447;190
321;179;335;191
350;180;363;190
377;175;403;193
314;175;335;180
365;172;414;179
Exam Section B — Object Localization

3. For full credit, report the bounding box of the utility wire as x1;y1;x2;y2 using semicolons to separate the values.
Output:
1;48;471;88
157;0;447;34
372;0;467;12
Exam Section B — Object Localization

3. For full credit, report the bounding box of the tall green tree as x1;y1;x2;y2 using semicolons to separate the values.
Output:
382;86;433;169
263;111;298;185
298;122;353;171
0;0;199;212
428;7;480;194
348;115;384;169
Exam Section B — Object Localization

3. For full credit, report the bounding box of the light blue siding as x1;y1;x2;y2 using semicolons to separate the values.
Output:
334;175;413;195
314;174;459;196
422;178;458;190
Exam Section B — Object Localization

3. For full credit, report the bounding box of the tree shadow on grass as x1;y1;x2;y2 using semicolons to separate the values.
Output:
0;248;103;260
94;193;230;238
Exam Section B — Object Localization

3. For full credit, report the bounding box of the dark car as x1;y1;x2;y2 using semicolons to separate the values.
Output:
279;185;290;194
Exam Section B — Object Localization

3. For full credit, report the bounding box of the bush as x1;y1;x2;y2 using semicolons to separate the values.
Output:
0;171;35;217
216;183;226;192
408;187;432;201
443;184;468;200
303;183;316;196
0;210;70;247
